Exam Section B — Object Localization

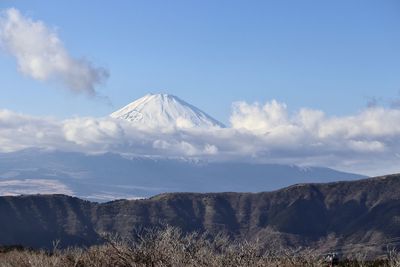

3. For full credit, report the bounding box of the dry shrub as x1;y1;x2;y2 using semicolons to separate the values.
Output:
0;227;397;267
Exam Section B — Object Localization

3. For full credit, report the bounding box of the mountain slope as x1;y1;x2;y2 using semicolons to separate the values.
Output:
0;149;364;201
0;174;399;257
110;93;225;128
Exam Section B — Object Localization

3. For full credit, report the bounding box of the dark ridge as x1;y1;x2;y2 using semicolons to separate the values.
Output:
0;174;399;257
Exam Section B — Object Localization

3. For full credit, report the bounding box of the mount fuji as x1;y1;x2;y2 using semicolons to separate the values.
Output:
111;93;225;129
0;93;366;201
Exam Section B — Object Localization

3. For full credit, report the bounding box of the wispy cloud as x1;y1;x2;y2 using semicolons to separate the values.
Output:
0;8;109;95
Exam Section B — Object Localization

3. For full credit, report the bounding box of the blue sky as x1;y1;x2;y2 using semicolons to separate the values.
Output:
0;1;399;124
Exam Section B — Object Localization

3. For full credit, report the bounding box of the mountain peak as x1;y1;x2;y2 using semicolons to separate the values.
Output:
110;93;225;129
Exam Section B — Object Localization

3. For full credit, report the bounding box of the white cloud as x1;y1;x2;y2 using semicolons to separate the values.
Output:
228;100;400;174
230;100;289;134
63;117;124;147
348;140;385;152
1;100;400;176
203;144;218;155
0;8;108;95
230;100;400;141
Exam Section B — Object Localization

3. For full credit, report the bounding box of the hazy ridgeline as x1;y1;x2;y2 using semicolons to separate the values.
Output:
0;227;399;267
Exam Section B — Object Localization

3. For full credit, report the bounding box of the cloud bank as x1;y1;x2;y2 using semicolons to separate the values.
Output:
0;8;109;95
0;100;400;176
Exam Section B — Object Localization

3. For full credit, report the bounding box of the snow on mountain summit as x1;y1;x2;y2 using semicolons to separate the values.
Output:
110;93;225;129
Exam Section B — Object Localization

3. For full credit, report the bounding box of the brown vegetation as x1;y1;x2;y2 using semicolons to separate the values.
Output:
0;227;399;267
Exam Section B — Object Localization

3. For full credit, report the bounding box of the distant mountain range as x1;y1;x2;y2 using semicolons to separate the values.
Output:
0;93;365;200
0;149;364;201
0;174;399;257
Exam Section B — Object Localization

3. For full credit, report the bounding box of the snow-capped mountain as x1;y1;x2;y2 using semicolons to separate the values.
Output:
110;93;225;128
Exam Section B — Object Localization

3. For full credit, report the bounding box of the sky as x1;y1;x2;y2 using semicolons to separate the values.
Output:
0;1;399;123
0;1;400;176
